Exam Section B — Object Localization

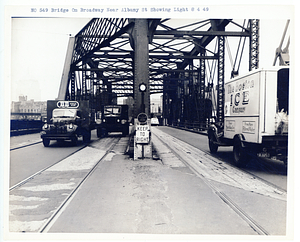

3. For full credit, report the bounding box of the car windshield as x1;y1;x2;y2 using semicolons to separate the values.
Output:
53;109;77;118
104;107;121;116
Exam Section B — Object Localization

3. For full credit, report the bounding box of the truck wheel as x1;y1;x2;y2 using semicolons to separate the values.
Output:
101;129;108;137
42;139;50;147
122;128;129;136
233;139;248;167
208;133;218;153
97;128;101;138
83;130;91;143
71;137;78;146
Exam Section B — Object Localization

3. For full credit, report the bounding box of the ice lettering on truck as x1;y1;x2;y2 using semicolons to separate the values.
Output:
242;91;250;105
234;92;240;106
225;75;258;117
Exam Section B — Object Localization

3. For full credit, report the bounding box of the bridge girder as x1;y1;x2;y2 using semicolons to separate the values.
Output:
59;18;259;122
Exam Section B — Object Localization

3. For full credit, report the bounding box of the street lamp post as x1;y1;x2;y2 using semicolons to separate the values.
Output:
139;83;147;113
138;83;147;159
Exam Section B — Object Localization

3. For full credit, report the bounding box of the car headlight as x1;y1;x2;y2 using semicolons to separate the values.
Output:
67;123;77;132
42;124;49;130
121;119;127;124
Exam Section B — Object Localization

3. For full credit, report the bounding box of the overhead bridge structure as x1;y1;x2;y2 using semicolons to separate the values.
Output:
57;18;259;128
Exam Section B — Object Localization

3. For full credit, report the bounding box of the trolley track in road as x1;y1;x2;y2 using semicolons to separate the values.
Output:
10;141;42;151
9;136;121;233
153;129;287;236
9;144;88;192
158;127;287;193
39;136;121;233
187;142;287;194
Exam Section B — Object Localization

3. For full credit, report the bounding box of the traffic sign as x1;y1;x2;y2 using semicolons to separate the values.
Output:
137;113;148;124
136;124;150;143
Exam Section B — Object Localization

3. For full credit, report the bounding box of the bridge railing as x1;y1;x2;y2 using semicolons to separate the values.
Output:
10;113;44;136
169;120;209;134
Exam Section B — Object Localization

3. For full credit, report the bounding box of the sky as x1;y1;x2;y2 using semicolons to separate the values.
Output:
11;18;91;101
9;15;292;102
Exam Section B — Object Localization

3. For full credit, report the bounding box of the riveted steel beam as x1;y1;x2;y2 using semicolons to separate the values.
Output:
154;30;250;37
59;18;258;128
133;19;150;117
249;19;259;70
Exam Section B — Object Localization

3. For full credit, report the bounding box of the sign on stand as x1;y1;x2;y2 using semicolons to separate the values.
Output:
134;113;152;160
136;125;150;144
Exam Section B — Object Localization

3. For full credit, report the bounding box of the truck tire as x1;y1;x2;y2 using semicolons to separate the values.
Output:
97;128;102;138
102;129;108;137
71;137;78;146
208;132;218;153
83;130;91;143
233;138;249;167
122;127;129;136
42;138;50;147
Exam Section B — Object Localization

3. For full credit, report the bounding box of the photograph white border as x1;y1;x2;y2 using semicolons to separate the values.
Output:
1;0;298;241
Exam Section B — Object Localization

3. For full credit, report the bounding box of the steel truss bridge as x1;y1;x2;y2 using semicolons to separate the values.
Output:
57;18;259;129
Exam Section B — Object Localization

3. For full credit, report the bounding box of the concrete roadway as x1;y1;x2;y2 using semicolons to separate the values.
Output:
8;127;288;237
9;133;97;187
47;134;258;235
47;127;286;236
157;126;287;191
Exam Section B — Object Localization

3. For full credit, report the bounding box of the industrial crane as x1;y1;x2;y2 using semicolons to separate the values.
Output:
273;20;290;66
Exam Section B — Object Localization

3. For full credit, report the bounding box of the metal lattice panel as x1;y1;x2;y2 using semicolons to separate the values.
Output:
72;18;132;65
249;19;259;71
217;36;225;125
59;18;258;127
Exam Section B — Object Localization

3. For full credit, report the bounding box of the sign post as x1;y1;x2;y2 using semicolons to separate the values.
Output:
134;113;152;160
133;82;152;160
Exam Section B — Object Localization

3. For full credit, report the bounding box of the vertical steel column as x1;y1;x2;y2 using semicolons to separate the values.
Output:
82;63;87;100
96;80;101;110
217;36;225;125
90;71;95;111
57;37;75;100
187;61;193;122
70;71;76;101
199;51;206;126
180;75;184;122
163;74;172;125
133;19;149;117
249;19;259;71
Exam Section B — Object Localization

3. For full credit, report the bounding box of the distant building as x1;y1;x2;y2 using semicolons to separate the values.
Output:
122;96;134;123
11;95;46;120
150;95;162;115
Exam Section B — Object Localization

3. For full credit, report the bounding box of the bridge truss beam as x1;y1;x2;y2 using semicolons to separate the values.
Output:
58;18;259;123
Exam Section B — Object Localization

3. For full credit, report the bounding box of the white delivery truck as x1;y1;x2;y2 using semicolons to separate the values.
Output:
208;67;289;167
